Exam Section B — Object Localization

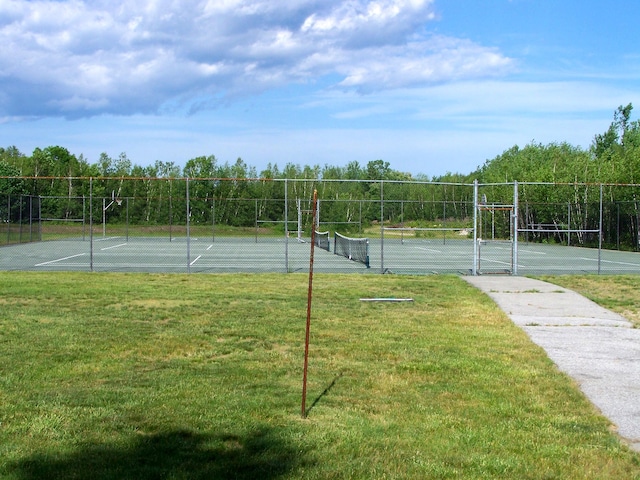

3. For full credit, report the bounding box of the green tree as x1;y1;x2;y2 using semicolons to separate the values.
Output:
366;159;391;180
0;161;25;195
0;146;27;172
184;155;217;178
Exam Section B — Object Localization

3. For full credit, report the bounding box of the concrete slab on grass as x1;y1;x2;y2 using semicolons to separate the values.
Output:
465;275;640;453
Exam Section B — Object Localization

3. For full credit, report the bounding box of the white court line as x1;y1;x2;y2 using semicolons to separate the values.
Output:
516;249;546;255
481;259;511;266
416;247;442;253
35;253;86;267
190;255;202;266
580;257;640;267
101;243;127;251
480;258;524;267
95;236;121;242
207;244;214;251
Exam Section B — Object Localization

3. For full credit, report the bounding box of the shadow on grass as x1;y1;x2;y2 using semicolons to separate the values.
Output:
8;427;309;480
306;371;343;417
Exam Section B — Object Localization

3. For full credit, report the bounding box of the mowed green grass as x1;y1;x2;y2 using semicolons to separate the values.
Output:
540;275;640;327
1;272;639;479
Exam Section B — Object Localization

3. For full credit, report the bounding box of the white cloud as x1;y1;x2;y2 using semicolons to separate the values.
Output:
336;37;511;91
0;0;513;118
310;79;636;126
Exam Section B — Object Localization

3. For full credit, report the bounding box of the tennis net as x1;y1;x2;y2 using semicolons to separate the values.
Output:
334;232;370;268
314;230;330;252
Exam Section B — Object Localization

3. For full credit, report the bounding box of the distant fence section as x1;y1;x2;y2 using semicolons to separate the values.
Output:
1;177;640;275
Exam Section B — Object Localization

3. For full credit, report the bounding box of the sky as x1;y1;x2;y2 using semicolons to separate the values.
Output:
1;0;639;177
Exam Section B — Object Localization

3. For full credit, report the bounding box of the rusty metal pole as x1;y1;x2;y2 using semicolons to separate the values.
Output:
301;189;318;418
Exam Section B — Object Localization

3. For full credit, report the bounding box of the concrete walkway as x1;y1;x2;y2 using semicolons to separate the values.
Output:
464;276;640;452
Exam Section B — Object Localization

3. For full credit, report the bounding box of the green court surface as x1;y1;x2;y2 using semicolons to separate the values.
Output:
2;235;640;275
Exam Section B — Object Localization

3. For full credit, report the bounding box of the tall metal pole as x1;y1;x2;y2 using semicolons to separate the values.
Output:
568;202;572;247
18;195;23;243
301;189;318;418
6;195;10;244
472;180;478;275
169;180;173;242
125;198;129;242
89;178;94;272
29;196;33;241
512;181;519;275
284;179;289;273
255;198;259;243
380;180;384;274
186;177;191;274
212;198;216;243
82;196;86;241
598;183;603;274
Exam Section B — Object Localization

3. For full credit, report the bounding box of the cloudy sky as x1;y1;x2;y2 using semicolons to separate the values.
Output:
1;0;639;176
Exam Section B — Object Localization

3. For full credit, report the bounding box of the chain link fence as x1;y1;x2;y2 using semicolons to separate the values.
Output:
2;177;640;274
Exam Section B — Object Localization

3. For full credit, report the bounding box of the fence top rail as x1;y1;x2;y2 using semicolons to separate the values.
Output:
3;176;640;188
0;175;473;186
519;228;601;233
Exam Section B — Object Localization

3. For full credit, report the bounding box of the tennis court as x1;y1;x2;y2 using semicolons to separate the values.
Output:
0;236;364;273
380;237;640;275
2;233;640;275
3;177;640;275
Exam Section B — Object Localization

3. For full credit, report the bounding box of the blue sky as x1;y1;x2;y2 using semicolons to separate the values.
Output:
1;0;639;177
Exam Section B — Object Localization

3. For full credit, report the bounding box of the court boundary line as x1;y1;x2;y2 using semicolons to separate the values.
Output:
101;243;127;251
35;253;86;267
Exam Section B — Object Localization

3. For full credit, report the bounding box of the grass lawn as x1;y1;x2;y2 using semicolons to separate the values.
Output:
1;272;639;479
539;275;640;327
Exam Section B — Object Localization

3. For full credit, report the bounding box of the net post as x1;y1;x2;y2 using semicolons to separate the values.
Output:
365;239;370;268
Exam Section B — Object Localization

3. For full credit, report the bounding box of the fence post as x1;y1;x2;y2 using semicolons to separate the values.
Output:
284;179;289;273
380;180;384;274
28;196;33;241
125;197;129;242
598;183;603;274
472;180;478;276
5;195;9;244
169;180;173;242
186;177;191;274
512;181;519;275
212;198;216;243
18;195;23;243
82;196;86;241
38;196;42;242
255;198;259;243
89;178;94;272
